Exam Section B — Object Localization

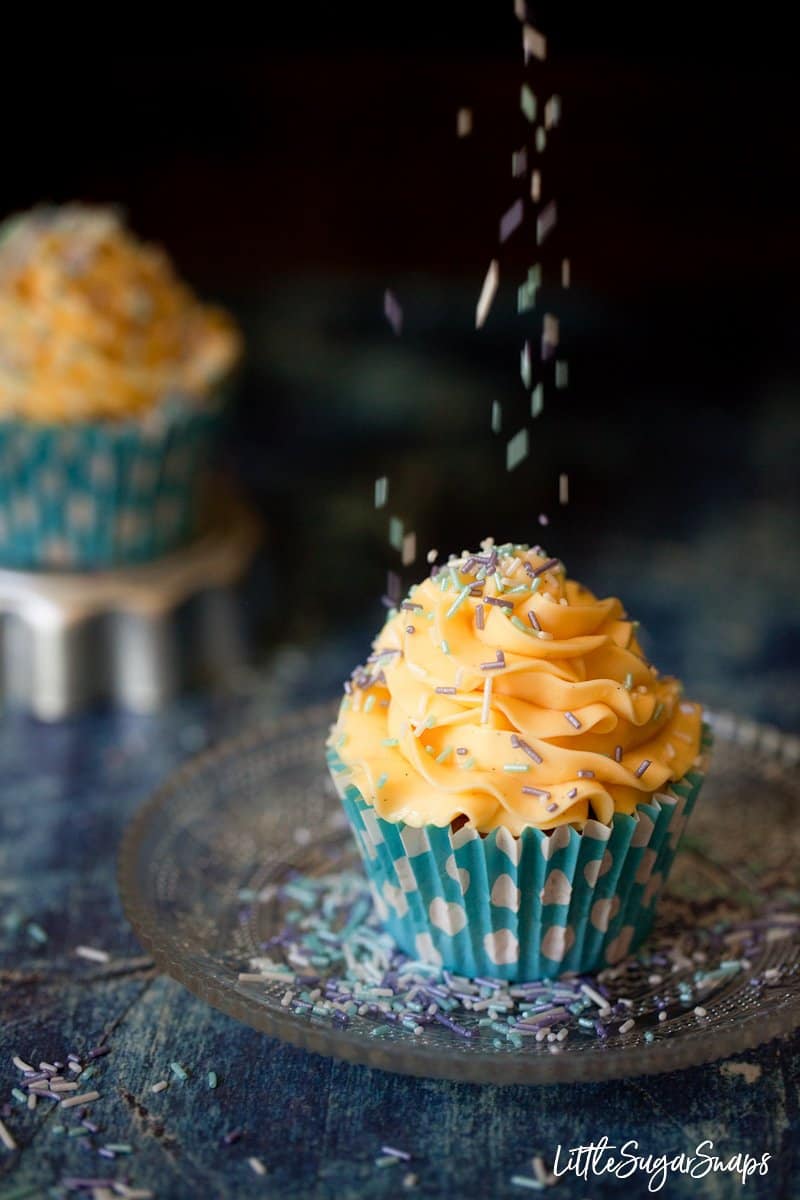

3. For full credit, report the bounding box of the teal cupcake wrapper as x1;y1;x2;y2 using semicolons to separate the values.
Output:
328;729;710;981
0;393;225;569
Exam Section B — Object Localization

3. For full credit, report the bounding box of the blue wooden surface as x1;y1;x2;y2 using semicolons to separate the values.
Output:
1;635;798;1200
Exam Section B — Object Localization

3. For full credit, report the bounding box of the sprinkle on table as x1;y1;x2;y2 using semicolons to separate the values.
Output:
475;259;500;329
150;1080;168;1093
456;107;473;137
383;289;403;336
169;1061;188;1081
60;1090;100;1109
74;945;110;964
248;1156;268;1176
0;1116;17;1151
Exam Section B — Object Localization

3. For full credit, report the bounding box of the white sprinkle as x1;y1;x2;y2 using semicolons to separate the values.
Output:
579;983;607;1009
532;1155;550;1183
542;313;559;353
476;259;499;329
238;970;293;983
658;1010;668;1022
151;1080;168;1093
531;170;541;202
248;1156;267;1176
537;200;557;245
49;1081;79;1093
0;1118;18;1150
523;23;547;61
403;1174;418;1190
27;1092;36;1110
457;107;472;137
75;945;110;964
481;676;493;725
544;95;561;129
694;1006;707;1018
619;1018;635;1034
558;473;569;505
507;428;529;472
60;1090;100;1109
402;532;417;566
426;548;438;564
374;476;388;509
12;1057;33;1073
561;257;570;288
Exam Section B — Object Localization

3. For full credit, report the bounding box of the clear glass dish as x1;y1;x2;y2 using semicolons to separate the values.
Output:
118;702;800;1084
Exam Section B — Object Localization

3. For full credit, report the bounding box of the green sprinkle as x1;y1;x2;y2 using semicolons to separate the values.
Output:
105;1143;133;1153
644;1031;654;1043
438;574;450;592
653;702;664;722
530;576;542;593
510;1175;544;1191
381;737;399;747
521;83;537;123
446;586;471;618
51;1126;65;1135
12;1088;26;1104
441;640;450;655
376;1155;401;1168
491;400;502;433
624;673;633;690
336;733;347;748
555;359;568;389
511;615;537;637
426;611;435;621
531;383;544;417
27;922;47;944
535;125;546;152
436;746;453;764
425;715;437;728
364;695;375;714
68;1127;90;1138
207;1071;218;1089
459;757;475;770
506;584;529;595
494;571;504;592
170;1061;188;1081
376;773;388;790
503;763;529;773
389;516;404;550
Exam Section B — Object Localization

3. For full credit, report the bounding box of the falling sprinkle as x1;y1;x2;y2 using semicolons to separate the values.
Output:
520;84;537;123
402;532;417;566
531;169;541;202
544;95;561;129
456;107;473;138
555;360;568;389
74;945;110;964
536;200;557;245
384;289;403;335
426;548;438;564
507;428;529;472
538;512;549;525
535;127;546;153
561;257;570;288
522;24;547;61
491;400;503;434
500;198;524;243
542;313;559;358
389;517;404;552
558;473;569;505
374;476;388;509
476;260;500;329
520;341;532;388
531;384;543;418
512;147;528;178
248;1157;267;1177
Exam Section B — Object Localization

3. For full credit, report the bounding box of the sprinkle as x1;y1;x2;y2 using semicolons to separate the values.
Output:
528;557;560;578
510;1176;544;1191
481;677;493;725
382;1146;412;1161
511;735;543;764
564;711;581;730
475;260;499;329
566;788;578;799
248;1156;267;1176
527;609;541;631
26;922;47;944
500;198;524;243
0;1118;16;1151
537;200;557;245
522;787;550;799
624;673;634;691
223;1129;242;1145
426;548;438;564
491;400;502;433
456;107;472;137
522;23;547;61
577;770;595;779
558;473;569;505
405;626;415;635
384;289;403;335
456;747;469;756
440;640;450;656
60;1091;100;1109
535;126;546;153
376;773;388;791
513;148;528;178
531;384;544;418
485;596;513;610
207;1071;218;1089
531;169;541;202
403;1174;418;1189
653;702;664;722
382;737;400;746
520;84;537;123
614;745;623;762
506;428;529;472
402;533;417;566
520;340;532;388
364;695;375;715
561;257;570;287
545;95;562;130
436;748;453;764
694;1006;707;1018
480;652;506;671
374;476;388;508
634;760;652;779
446;586;471;619
169;1062;188;1081
74;945;110;963
150;1081;168;1093
504;764;529;774
389;517;404;551
555;360;568;389
12;1057;33;1073
619;1018;635;1034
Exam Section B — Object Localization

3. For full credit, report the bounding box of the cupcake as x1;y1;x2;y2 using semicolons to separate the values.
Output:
328;540;709;981
0;204;241;569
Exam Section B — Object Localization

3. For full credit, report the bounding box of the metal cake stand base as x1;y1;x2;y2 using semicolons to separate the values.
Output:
0;493;261;720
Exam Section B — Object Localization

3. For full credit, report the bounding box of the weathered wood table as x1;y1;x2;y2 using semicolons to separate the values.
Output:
1;637;798;1199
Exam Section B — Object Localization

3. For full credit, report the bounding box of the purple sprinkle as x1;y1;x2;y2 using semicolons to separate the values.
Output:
485;596;513;609
567;788;578;799
435;686;457;694
401;601;422;612
564;711;582;729
456;747;469;755
546;803;558;812
406;625;415;634
510;734;543;764
82;1120;100;1133
614;745;623;762
382;1145;412;1161
480;659;505;671
434;1013;473;1038
475;605;485;630
577;770;595;778
469;585;484;597
98;1148;116;1160
499;197;524;243
522;786;550;798
529;557;560;578
88;1046;111;1060
635;759;652;779
223;1129;242;1145
527;609;541;631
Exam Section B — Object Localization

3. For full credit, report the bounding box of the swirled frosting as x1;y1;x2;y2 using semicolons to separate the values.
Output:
0;205;240;422
329;541;703;834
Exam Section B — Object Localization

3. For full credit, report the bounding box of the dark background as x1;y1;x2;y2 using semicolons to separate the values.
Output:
1;10;798;725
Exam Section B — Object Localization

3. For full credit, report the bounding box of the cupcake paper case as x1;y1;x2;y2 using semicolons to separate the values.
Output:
0;205;240;569
328;541;709;981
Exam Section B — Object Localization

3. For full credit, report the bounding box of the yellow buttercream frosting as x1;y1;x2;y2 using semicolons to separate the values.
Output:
330;541;703;835
0;205;241;422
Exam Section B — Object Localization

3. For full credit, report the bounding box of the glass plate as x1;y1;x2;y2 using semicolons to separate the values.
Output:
118;702;800;1084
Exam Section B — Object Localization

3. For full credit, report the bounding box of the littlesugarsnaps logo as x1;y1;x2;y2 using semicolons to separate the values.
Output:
551;1138;771;1192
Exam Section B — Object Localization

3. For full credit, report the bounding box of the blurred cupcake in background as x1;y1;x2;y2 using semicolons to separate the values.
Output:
0;205;241;569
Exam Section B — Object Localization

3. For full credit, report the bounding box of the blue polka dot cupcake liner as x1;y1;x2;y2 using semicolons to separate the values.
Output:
328;729;710;981
0;394;225;570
